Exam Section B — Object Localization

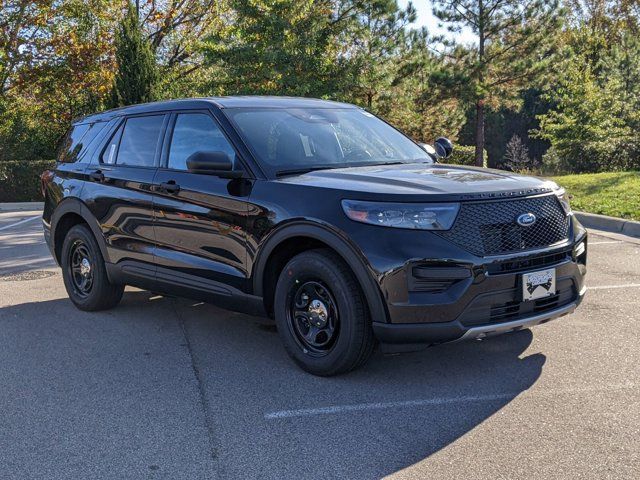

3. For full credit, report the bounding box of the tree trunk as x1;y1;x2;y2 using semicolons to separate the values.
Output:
476;0;486;168
475;99;485;167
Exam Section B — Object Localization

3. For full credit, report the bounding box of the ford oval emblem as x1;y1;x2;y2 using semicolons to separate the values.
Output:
516;213;537;227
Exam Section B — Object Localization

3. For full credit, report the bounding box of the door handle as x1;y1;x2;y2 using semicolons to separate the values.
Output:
160;180;180;194
89;170;105;182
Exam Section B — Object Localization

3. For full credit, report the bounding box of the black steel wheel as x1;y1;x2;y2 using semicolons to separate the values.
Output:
288;280;340;356
68;240;94;298
61;224;124;311
274;248;375;376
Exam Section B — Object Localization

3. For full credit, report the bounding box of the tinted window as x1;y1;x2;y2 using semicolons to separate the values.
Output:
101;123;123;165
57;125;89;163
168;113;236;170
116;115;165;167
226;108;429;176
58;122;109;163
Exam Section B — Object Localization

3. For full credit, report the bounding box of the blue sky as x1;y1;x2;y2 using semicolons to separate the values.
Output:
398;1;476;44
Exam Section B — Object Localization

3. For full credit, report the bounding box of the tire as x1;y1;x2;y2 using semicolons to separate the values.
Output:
274;248;375;376
60;224;124;311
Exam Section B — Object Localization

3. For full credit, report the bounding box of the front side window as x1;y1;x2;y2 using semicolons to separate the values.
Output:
225;108;430;176
168;113;236;170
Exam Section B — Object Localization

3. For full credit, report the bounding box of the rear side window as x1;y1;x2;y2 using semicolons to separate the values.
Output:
101;115;165;167
57;122;107;163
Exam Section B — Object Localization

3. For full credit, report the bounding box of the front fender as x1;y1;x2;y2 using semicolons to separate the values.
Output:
252;220;390;325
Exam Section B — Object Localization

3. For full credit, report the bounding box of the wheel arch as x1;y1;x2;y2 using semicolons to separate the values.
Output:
51;198;110;266
253;221;389;325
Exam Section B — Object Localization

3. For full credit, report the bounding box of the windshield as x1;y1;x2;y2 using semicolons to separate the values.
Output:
224;107;432;176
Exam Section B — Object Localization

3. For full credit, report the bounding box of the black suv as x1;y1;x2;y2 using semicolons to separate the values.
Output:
43;97;587;375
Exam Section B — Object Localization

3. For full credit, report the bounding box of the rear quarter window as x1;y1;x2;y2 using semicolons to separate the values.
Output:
57;121;107;163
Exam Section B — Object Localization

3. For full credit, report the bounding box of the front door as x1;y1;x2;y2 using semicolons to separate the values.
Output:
152;111;251;295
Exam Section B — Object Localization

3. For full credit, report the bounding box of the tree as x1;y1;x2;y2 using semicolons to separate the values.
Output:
133;0;229;98
201;1;361;97
0;0;119;160
503;134;532;171
110;1;158;107
536;27;640;172
431;0;562;166
346;0;416;109
378;28;466;142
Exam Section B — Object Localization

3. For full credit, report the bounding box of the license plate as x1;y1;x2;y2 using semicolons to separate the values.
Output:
522;268;556;301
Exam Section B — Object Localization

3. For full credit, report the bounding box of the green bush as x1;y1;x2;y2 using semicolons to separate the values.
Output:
0;160;55;202
445;145;488;168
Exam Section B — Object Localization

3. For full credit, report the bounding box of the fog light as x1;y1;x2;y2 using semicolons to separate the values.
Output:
574;241;586;257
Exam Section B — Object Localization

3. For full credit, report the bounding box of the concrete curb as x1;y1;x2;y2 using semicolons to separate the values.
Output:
575;211;640;238
0;202;44;212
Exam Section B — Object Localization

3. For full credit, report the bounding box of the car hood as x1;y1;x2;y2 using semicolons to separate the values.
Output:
275;163;558;199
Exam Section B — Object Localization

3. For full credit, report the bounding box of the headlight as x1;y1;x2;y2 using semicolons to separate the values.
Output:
342;200;460;230
556;189;572;215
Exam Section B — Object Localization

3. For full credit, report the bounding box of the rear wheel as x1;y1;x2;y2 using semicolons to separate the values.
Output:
61;224;124;311
274;249;375;376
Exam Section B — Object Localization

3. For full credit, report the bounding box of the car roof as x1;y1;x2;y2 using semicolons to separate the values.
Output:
74;96;358;125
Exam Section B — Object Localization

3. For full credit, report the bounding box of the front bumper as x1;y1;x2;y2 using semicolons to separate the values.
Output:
373;286;585;348
350;214;588;348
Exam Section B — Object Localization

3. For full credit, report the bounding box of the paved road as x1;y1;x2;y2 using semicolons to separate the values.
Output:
0;211;638;479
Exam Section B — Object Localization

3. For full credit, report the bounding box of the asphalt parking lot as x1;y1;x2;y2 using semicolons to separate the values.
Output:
0;209;639;479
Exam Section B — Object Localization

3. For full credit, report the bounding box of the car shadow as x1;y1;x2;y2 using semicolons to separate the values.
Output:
171;295;546;479
0;291;546;479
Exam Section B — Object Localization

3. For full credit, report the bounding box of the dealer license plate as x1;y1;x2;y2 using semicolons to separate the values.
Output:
522;268;556;301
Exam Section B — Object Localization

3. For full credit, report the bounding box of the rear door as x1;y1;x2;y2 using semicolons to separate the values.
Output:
152;110;251;295
45;120;110;220
83;113;167;268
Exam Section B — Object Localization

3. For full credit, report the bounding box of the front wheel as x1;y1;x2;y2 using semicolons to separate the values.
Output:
61;224;124;311
274;249;375;376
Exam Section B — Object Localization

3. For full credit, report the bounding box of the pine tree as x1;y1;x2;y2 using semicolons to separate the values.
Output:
347;0;416;110
110;1;157;107
432;0;562;167
202;1;349;97
378;28;467;143
536;28;640;172
202;1;411;98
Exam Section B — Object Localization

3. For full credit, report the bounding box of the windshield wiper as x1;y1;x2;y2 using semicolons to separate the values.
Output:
274;161;422;177
275;166;338;177
365;161;405;166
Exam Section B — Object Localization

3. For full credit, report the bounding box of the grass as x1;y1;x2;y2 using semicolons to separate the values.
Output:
552;171;640;221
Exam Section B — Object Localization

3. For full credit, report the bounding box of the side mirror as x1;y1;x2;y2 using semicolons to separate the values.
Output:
186;151;242;178
434;137;453;159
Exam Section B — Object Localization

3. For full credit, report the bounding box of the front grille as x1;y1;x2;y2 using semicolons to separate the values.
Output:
438;195;570;256
486;249;571;275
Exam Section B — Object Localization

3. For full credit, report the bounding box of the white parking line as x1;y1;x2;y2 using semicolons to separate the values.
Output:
588;283;640;290
265;383;636;420
0;215;40;232
266;393;517;419
589;241;624;245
